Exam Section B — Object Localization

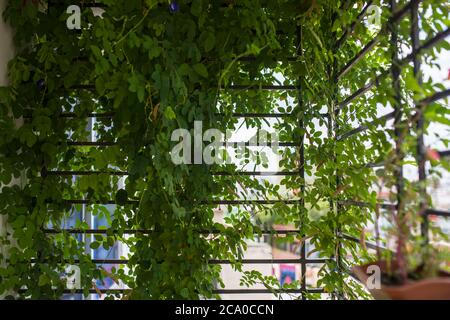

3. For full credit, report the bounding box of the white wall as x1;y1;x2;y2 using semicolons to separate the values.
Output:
0;0;15;245
0;0;14;85
219;241;274;300
0;0;15;299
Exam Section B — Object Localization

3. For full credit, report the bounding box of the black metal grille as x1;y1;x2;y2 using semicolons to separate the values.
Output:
31;0;450;299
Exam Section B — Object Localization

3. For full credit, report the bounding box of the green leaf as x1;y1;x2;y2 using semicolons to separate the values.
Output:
18;126;37;147
203;32;215;52
128;73;145;102
107;236;115;247
90;45;102;59
115;189;128;206
180;288;189;298
178;63;191;76
164;106;176;120
38;274;49;286
191;0;202;17
90;241;101;250
193;63;208;78
129;155;150;177
142;36;162;59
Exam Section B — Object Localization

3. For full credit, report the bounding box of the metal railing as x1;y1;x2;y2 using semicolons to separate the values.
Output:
25;0;450;299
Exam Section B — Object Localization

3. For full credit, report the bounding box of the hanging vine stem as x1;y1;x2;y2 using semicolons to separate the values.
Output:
113;8;150;48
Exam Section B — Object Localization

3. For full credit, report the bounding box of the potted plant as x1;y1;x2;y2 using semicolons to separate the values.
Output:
352;151;450;300
353;259;450;300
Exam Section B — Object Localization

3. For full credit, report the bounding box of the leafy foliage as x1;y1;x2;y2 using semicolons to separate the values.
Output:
0;0;448;299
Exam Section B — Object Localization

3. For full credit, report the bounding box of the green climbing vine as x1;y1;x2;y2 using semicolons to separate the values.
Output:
0;0;449;300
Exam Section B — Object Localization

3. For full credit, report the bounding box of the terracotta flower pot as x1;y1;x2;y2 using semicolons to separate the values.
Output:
352;260;450;300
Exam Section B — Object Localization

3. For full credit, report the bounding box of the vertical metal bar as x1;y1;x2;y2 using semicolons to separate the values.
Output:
326;74;336;296
390;0;405;213
296;25;307;300
329;8;343;300
333;69;344;300
390;0;409;283
326;111;340;299
411;0;428;242
84;118;94;267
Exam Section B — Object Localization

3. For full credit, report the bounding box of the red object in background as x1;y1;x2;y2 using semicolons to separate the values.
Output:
448;69;450;80
426;148;441;161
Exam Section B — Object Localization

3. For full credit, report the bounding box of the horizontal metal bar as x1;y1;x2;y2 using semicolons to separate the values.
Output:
90;259;328;265
426;208;450;218
22;112;115;120
438;150;450;158
336;1;374;49
205;258;329;264
66;141;301;147
43;228;301;235
337;37;381;81
67;141;116;146
418;88;450;107
70;84;301;91
65;63;450;118
340;234;387;252
237;56;297;62
392;0;421;21
230;112;324;119
64;199;136;205
337;111;395;140
62;199;303;205
46;170;300;177
69;55;297;64
336;0;421;80
70;28;291;37
26;258;328;265
407;89;450;132
213;171;301;176
226;85;301;90
221;142;302;147
26;112;295;119
51;111;322;120
18;288;325;295
203;199;302;205
337;73;385;111
51;2;313;12
338;200;397;210
411;26;450;59
364;161;385;168
59;112;115;118
49;1;107;8
345;269;360;283
336;25;449;112
221;113;294;118
212;288;324;294
46;170;128;176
